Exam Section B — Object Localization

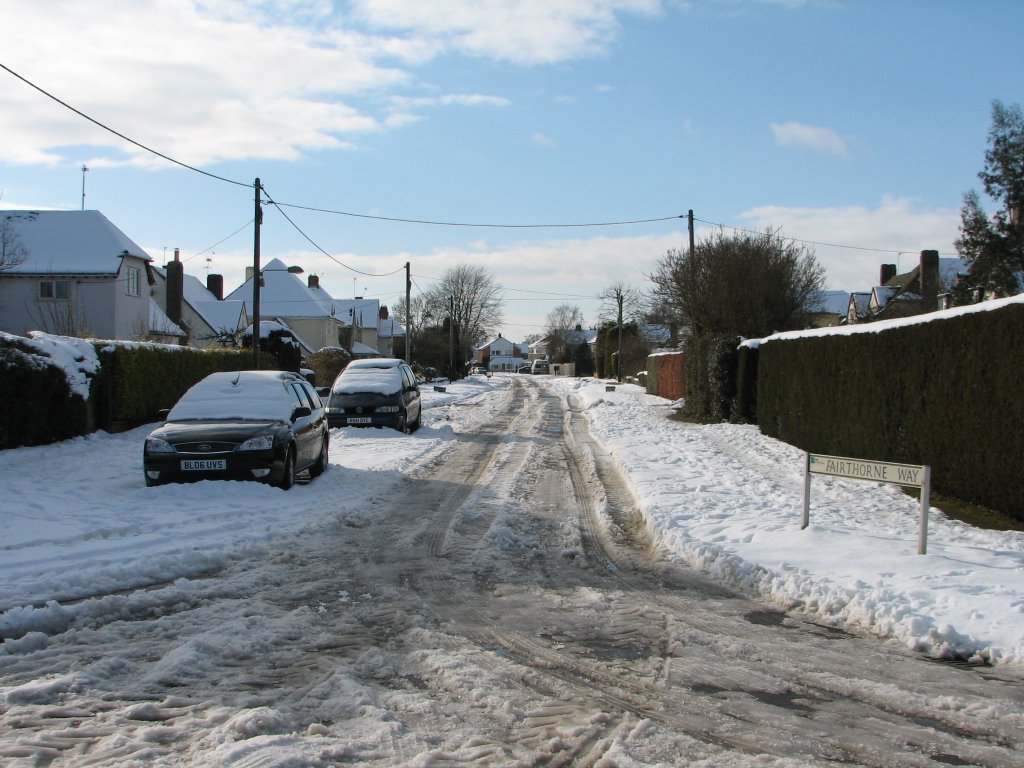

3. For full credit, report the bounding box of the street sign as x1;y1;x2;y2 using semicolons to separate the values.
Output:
808;454;926;487
802;453;932;554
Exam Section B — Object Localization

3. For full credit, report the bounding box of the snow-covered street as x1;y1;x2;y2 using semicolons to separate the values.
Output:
2;374;1023;766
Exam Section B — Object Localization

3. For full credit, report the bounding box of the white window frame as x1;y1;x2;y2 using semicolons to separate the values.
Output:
126;266;141;296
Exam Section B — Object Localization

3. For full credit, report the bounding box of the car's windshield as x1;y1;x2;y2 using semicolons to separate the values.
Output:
332;370;402;395
168;374;293;422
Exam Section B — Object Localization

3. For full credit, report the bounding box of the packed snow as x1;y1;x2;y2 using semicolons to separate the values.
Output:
2;373;1021;670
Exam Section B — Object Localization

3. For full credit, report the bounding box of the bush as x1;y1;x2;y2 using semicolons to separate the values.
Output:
308;347;352;389
681;333;739;422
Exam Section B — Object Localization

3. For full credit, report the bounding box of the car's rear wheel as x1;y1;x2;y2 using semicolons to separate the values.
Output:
310;437;328;477
278;447;296;490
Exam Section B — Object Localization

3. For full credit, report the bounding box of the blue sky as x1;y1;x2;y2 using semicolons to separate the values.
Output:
1;0;1022;341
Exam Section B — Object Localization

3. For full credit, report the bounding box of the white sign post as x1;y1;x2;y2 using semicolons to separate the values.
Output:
803;453;932;554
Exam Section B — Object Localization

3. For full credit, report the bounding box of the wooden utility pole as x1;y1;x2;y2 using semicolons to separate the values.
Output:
688;209;695;257
252;178;263;369
405;262;411;362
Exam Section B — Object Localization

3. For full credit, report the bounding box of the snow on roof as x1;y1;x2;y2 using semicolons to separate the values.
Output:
149;299;184;336
168;370;299;422
192;300;246;334
1;210;150;275
350;341;380;355
225;258;335;319
378;317;406;338
810;290;851;316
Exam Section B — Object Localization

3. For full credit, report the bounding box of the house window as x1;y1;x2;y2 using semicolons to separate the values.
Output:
126;266;141;296
39;280;70;300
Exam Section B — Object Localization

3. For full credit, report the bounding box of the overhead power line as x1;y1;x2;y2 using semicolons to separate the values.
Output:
692;216;943;256
274;201;685;229
0;62;250;189
3;62;948;261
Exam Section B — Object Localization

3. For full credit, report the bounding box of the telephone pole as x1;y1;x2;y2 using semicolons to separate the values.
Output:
688;209;695;257
252;178;263;368
405;262;411;362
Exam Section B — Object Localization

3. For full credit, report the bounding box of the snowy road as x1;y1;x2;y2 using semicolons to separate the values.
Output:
2;375;1023;766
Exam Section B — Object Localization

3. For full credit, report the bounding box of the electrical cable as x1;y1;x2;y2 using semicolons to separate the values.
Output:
181;219;255;262
0;62;251;189
274;201;685;229
261;188;407;278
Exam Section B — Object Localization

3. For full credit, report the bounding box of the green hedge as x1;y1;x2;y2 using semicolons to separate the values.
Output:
682;333;740;422
757;303;1024;520
0;346;88;449
93;345;263;431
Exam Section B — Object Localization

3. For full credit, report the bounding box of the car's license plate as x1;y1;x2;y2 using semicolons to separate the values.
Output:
347;417;372;425
181;459;226;471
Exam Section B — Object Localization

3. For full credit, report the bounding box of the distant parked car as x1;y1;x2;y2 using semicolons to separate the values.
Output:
516;364;531;374
143;370;329;490
470;365;487;375
325;358;422;433
531;359;550;375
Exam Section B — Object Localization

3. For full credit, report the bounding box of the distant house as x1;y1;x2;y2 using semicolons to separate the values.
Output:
151;252;247;348
376;305;407;359
848;250;970;324
224;260;350;356
475;333;528;370
0;210;156;340
807;290;851;327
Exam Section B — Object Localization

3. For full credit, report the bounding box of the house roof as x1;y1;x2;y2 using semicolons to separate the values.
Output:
810;290;851;316
225;258;336;319
149;299;184;336
377;316;406;338
1;210;150;275
152;266;247;334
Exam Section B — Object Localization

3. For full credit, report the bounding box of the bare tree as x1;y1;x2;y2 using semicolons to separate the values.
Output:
422;265;503;370
597;282;644;325
544;303;584;363
1;216;29;273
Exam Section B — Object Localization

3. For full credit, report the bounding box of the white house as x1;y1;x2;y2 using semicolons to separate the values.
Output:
0;210;155;339
475;334;528;371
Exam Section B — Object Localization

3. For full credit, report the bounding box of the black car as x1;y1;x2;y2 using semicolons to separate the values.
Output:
325;358;421;433
143;370;329;489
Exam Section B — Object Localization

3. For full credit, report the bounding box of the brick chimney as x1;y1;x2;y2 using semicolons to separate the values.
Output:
919;250;940;309
308;274;320;290
207;274;224;300
379;305;389;320
166;248;183;325
879;263;897;285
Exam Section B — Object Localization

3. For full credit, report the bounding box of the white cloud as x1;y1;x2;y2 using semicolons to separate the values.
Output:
739;196;960;290
350;0;664;65
770;121;849;156
532;132;557;148
0;0;665;169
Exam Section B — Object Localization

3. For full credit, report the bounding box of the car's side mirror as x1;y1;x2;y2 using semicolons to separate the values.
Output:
317;387;330;398
292;406;312;421
157;408;170;421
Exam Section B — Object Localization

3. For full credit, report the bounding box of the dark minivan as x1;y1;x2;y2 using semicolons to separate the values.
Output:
325;358;422;433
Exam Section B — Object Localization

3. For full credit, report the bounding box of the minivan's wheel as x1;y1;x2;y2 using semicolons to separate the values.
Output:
411;410;421;432
310;437;328;477
397;414;409;434
278;447;296;490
